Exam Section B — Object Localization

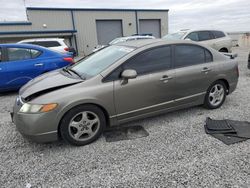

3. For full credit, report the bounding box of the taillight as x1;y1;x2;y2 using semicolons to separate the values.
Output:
64;47;69;51
63;57;74;64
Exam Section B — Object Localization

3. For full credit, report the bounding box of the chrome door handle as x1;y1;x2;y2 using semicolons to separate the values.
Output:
34;63;43;67
160;75;173;83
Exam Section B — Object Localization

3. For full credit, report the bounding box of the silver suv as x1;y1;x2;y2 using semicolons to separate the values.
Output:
163;29;233;53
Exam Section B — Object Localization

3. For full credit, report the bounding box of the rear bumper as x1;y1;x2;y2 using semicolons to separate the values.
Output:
228;81;238;94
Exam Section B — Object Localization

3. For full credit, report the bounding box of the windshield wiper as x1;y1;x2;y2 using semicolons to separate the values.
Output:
62;67;72;75
68;69;85;80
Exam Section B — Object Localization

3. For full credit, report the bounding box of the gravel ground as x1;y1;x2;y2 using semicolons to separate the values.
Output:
1;47;250;188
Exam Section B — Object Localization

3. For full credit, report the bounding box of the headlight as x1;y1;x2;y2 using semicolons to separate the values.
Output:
19;103;58;113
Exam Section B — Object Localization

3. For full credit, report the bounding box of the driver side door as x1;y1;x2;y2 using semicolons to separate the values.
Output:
112;45;176;123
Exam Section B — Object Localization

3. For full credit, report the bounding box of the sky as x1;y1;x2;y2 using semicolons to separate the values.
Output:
0;0;250;32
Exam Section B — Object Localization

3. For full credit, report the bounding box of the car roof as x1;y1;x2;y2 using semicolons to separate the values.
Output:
19;38;64;42
177;29;226;33
116;35;155;40
114;39;205;48
0;43;52;51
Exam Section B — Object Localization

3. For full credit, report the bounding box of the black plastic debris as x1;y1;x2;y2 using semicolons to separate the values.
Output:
205;118;236;134
225;120;250;138
104;125;149;142
209;133;248;145
205;117;250;145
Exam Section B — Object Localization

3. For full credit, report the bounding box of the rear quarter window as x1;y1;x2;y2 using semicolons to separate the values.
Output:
211;31;226;38
30;49;42;58
205;50;213;62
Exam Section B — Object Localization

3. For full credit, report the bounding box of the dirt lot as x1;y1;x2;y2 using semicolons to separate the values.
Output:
0;47;250;187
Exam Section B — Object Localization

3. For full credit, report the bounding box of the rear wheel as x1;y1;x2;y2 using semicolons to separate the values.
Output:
204;81;227;109
60;105;106;146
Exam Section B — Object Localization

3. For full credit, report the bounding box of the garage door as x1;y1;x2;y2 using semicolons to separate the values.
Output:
139;19;161;38
96;20;123;45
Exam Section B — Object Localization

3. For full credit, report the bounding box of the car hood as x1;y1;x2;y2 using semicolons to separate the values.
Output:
20;70;83;101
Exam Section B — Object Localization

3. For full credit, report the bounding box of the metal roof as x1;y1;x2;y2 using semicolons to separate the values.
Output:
26;7;169;12
0;30;77;35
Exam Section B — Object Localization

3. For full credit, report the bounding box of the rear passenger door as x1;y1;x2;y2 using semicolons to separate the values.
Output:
5;47;44;88
173;44;215;105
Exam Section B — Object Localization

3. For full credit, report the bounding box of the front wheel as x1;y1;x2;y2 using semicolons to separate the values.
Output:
203;81;227;109
60;105;106;146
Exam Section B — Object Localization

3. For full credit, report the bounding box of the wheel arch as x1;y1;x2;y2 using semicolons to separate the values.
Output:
210;78;230;94
219;47;228;53
217;79;230;94
57;102;111;138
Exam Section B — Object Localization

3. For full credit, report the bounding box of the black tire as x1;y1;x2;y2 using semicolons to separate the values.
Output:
203;80;227;109
60;105;106;146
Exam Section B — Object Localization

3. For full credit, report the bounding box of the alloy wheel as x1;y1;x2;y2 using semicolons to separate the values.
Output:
208;84;225;107
68;111;100;141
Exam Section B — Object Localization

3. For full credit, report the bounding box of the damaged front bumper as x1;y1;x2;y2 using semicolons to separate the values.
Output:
12;96;59;143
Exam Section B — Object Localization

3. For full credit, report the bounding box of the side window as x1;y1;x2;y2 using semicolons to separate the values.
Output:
27;41;61;48
7;48;32;61
174;45;206;68
30;49;42;58
123;46;172;75
211;31;226;38
185;32;199;41
198;31;213;41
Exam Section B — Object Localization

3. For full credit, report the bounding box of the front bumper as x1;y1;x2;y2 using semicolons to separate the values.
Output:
12;98;59;143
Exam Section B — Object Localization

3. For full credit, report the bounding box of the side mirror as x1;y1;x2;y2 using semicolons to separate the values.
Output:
121;69;137;80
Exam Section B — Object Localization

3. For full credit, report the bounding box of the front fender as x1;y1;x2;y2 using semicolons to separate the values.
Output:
56;98;112;120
